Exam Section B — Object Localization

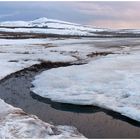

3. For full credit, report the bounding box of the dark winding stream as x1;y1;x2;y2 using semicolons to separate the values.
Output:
0;62;140;138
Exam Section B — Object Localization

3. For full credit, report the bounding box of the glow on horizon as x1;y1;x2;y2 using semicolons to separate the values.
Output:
0;1;140;29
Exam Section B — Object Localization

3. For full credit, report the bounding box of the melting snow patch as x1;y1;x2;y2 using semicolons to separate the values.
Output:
31;53;140;122
0;99;85;138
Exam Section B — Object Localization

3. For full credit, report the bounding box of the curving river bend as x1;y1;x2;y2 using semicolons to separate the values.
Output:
0;62;140;138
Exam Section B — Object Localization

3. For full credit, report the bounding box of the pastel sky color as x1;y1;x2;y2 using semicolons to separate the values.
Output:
0;1;140;29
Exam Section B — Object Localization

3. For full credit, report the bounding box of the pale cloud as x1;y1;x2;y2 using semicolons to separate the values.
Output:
74;2;113;15
74;2;139;19
71;2;140;28
0;2;140;29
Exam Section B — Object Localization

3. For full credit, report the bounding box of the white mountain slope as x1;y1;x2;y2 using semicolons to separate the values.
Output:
0;17;140;36
0;17;106;36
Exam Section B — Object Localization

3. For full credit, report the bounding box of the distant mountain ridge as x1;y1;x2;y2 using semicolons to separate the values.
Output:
0;17;140;37
0;17;103;29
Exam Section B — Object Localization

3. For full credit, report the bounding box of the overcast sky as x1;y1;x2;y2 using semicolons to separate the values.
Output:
0;1;140;29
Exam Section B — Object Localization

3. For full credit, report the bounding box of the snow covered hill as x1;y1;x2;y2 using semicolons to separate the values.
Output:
0;17;140;37
0;17;100;30
0;17;106;36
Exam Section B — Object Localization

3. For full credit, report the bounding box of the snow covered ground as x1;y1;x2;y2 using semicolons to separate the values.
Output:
0;38;79;79
0;99;85;138
0;37;127;80
1;37;126;138
31;38;140;122
0;37;140;138
0;38;99;138
1;17;140;138
0;27;95;36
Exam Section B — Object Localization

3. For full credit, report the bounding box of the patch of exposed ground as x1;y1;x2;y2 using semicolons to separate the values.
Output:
87;51;115;57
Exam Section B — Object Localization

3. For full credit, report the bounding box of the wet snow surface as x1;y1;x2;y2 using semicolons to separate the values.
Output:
0;36;140;138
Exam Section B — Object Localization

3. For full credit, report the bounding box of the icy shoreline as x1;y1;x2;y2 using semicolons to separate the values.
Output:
0;98;85;138
31;51;140;122
0;38;90;138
